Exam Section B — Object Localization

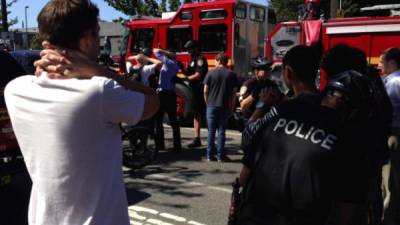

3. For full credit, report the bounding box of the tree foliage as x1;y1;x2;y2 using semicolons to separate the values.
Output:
161;0;167;12
269;0;400;22
104;0;160;16
0;0;18;31
168;0;180;11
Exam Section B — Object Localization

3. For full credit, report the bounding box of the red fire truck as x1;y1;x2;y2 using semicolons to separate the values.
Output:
266;2;400;89
124;0;274;121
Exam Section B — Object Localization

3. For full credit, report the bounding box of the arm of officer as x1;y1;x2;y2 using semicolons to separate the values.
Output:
187;71;202;81
240;95;255;111
240;107;279;187
239;83;255;111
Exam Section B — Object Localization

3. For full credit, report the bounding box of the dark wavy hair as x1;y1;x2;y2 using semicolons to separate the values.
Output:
38;0;99;50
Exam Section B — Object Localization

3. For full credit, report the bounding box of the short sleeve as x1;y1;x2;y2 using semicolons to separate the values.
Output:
195;57;207;74
203;73;211;86
241;107;279;168
102;79;145;125
141;64;157;85
241;79;253;97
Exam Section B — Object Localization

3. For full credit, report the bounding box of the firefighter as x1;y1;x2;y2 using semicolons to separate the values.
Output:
238;57;282;124
184;40;208;148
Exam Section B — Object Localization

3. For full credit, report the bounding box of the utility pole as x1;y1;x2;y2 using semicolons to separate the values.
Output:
1;0;8;31
330;0;339;18
25;6;28;33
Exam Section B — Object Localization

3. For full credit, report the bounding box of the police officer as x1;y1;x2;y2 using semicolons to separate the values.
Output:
321;44;393;225
237;46;370;225
184;40;208;148
238;57;281;123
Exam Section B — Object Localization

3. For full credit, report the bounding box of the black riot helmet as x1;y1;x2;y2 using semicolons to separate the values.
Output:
141;48;152;57
325;70;374;121
251;57;273;71
184;40;199;51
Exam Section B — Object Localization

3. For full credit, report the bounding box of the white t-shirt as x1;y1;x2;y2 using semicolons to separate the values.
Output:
5;75;145;225
141;64;157;87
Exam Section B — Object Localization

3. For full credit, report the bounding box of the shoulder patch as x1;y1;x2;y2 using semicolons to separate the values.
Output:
197;59;204;66
239;86;248;95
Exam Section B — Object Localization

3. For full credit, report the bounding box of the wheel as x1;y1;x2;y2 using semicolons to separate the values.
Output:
122;127;158;169
175;83;193;126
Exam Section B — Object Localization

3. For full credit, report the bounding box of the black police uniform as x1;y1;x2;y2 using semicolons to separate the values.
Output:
240;78;281;120
238;93;368;225
186;53;208;114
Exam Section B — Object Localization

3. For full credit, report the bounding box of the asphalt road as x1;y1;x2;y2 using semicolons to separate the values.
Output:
124;125;243;225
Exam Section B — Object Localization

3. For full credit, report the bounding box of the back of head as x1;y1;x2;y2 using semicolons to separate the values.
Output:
325;70;373;121
321;44;367;77
216;52;228;66
38;0;99;50
382;47;400;69
141;48;152;57
283;45;319;85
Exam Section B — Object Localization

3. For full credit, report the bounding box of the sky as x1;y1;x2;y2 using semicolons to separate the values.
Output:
9;0;267;29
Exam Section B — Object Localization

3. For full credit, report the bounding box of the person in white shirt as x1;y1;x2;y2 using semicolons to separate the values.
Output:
380;47;400;225
4;1;159;225
127;53;162;88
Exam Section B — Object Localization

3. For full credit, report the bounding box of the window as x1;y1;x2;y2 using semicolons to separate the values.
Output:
130;28;154;53
200;9;227;20
235;3;246;19
250;6;265;22
167;27;193;53
180;12;192;21
199;24;227;52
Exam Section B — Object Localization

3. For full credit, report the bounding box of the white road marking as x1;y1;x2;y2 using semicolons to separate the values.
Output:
129;211;146;221
129;206;159;214
159;213;187;222
130;221;143;225
146;173;231;193
188;221;206;225
147;218;173;225
129;206;207;225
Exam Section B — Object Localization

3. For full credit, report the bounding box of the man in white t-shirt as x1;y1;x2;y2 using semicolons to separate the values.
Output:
127;53;162;88
4;1;159;225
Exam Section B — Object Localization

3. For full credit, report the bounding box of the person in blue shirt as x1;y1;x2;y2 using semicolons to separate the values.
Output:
153;48;182;151
380;47;400;225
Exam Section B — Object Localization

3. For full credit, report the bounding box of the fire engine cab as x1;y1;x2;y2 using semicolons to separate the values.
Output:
124;0;274;121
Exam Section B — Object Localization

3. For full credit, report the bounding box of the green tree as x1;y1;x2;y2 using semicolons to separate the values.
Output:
336;0;359;18
0;0;18;31
161;0;167;12
168;0;180;11
30;35;42;50
183;0;192;3
104;0;160;16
